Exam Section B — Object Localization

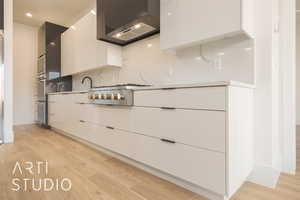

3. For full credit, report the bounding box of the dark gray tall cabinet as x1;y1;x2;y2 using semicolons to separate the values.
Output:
37;22;71;128
38;22;68;80
0;0;3;30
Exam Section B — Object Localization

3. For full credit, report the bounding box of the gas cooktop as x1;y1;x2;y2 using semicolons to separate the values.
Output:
88;84;150;106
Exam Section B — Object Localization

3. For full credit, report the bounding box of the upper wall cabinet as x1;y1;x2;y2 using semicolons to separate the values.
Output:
160;0;254;50
38;22;68;80
61;11;122;77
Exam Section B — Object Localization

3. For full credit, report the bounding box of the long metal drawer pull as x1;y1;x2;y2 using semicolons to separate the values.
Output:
162;87;177;90
76;102;86;105
79;120;86;123
160;107;176;110
160;138;176;144
106;126;115;130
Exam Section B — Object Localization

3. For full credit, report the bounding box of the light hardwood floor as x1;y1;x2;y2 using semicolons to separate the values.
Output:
0;125;299;200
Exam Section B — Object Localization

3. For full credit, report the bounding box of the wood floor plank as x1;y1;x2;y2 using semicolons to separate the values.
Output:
0;124;299;200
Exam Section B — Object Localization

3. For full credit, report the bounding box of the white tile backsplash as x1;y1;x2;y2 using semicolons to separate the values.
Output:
72;34;254;91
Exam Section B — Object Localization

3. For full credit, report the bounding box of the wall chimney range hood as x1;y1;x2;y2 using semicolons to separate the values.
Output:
97;0;160;46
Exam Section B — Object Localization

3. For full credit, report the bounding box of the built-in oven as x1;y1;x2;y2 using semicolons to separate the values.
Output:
37;55;46;77
37;73;46;100
36;99;47;125
36;68;47;126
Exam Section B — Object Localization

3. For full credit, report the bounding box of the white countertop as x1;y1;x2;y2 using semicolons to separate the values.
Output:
48;90;89;95
48;81;255;95
132;81;255;91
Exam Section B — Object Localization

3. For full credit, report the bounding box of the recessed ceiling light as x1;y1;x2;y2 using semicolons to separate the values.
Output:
71;26;76;30
116;33;122;38
134;24;141;29
90;10;96;15
244;47;252;51
26;13;33;18
147;43;153;48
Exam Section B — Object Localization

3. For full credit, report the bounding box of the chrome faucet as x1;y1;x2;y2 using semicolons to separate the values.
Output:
81;76;93;89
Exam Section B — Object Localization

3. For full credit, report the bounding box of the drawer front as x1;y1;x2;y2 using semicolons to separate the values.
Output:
135;134;226;195
134;87;226;110
131;107;226;152
48;94;72;103
89;105;131;129
85;123;137;159
72;93;89;104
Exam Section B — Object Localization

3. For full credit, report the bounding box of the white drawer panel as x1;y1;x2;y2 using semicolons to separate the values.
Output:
131;107;226;152
135;134;226;195
90;105;131;129
71;93;89;104
48;94;72;103
86;123;138;159
134;87;226;110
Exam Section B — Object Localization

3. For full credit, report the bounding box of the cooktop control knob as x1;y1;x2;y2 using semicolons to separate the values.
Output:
112;94;118;100
107;94;112;100
94;94;99;99
88;94;93;100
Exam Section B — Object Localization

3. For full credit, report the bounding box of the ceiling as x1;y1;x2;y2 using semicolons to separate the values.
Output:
14;0;95;27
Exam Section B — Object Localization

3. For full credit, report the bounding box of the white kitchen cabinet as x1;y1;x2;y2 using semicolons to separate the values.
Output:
134;87;226;110
134;133;226;195
48;83;254;200
61;11;122;76
160;0;254;50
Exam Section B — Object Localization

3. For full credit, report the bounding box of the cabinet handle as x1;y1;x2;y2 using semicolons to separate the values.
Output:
106;126;115;130
160;107;176;110
79;120;86;123
162;87;177;90
160;138;176;144
76;102;86;105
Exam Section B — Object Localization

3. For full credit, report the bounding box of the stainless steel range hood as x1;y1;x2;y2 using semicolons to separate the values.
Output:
97;0;160;46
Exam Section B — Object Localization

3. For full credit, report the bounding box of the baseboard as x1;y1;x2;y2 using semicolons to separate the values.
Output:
13;122;35;126
247;165;280;188
52;128;228;200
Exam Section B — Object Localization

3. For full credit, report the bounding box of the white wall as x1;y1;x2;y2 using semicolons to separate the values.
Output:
280;0;296;174
13;23;37;125
3;0;14;143
248;0;283;188
296;22;300;125
73;35;254;91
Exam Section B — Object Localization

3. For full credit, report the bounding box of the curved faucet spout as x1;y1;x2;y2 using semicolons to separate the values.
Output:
81;76;93;89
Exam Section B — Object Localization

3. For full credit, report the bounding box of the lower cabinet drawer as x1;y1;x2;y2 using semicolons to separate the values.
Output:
131;107;226;152
85;123;138;159
134;87;226;110
134;134;226;195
